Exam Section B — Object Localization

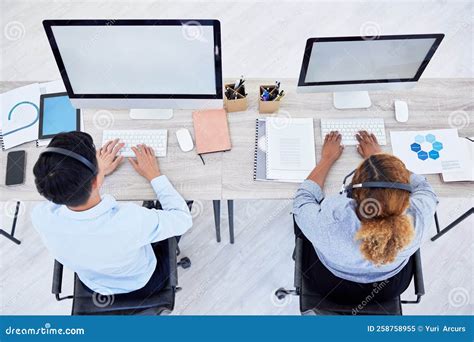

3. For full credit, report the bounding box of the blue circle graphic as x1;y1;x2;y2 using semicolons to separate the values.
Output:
2;101;39;137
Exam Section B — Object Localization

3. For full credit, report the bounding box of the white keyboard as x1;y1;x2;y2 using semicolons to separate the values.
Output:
102;130;168;157
321;118;387;145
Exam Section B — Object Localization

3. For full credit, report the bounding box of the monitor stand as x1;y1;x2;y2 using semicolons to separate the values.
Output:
333;91;371;109
129;109;174;120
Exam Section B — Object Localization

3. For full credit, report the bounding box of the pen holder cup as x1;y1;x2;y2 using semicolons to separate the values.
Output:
224;83;248;113
258;85;281;114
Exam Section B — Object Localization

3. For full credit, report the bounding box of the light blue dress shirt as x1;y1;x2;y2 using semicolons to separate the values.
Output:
293;174;438;283
31;175;192;295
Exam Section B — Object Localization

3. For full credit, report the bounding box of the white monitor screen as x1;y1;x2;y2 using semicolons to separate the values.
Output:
304;38;436;83
51;25;218;95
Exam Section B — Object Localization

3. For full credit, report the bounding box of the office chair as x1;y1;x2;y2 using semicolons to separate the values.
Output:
275;218;425;315
51;201;192;315
52;237;192;315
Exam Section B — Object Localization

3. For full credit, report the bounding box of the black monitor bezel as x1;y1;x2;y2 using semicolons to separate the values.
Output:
297;34;444;87
43;19;223;100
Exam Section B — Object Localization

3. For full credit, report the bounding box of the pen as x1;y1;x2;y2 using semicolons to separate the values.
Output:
234;80;246;96
268;84;279;100
234;75;244;89
275;90;285;101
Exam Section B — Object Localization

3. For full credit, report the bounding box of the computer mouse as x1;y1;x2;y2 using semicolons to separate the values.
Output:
176;128;194;152
394;100;409;123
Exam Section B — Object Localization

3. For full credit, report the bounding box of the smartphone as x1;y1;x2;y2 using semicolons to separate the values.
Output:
5;150;26;186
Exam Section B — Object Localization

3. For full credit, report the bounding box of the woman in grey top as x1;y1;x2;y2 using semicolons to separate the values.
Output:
293;131;437;304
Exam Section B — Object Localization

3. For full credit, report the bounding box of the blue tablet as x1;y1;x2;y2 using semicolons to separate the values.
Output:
39;92;80;139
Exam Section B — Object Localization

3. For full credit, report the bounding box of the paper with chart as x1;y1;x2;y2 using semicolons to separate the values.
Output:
0;83;42;149
390;129;462;174
266;117;315;181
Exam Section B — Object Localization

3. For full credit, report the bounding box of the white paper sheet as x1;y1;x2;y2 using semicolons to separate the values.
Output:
390;129;462;174
441;137;474;182
266;117;315;181
39;80;66;94
0;83;42;149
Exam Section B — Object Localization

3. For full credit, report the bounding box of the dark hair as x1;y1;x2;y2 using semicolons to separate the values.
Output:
33;131;98;207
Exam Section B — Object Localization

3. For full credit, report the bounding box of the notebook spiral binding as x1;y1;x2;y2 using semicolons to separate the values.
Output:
0;131;5;151
253;119;259;181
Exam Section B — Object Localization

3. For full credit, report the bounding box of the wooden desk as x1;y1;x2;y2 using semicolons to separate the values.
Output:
221;78;474;199
0;82;222;201
1;79;473;203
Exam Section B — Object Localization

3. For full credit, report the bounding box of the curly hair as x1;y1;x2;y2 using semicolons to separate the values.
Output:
352;153;414;265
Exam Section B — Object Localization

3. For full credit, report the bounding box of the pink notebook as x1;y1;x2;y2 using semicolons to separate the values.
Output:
192;109;232;154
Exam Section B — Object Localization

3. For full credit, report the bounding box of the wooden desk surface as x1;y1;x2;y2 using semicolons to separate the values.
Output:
0;82;222;201
1;79;473;202
221;78;474;199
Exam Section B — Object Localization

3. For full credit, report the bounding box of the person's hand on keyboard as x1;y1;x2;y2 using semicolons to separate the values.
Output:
128;144;162;181
356;131;382;158
97;139;125;176
321;131;344;164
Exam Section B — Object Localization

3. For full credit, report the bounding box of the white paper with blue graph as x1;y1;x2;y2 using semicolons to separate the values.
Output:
0;83;42;150
390;129;463;175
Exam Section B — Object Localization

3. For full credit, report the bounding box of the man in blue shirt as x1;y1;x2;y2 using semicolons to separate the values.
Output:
31;131;192;295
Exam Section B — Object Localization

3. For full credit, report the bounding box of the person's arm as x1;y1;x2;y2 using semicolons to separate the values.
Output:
307;131;344;188
409;173;438;218
130;144;192;243
294;131;343;242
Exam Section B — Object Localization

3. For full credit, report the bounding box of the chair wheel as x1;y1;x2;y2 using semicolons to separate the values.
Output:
275;288;288;300
178;257;191;269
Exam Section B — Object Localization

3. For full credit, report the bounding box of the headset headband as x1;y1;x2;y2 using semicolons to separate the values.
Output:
40;147;97;175
340;169;412;195
351;182;412;193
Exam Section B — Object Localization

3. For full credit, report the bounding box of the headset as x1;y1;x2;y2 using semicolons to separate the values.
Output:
40;147;98;175
340;169;412;198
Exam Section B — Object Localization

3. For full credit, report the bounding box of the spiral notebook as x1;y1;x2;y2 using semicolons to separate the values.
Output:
253;117;315;182
1;80;66;150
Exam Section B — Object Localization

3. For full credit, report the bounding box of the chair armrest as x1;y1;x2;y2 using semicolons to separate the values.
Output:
412;249;425;298
401;249;425;304
168;237;178;288
293;236;303;294
52;260;64;296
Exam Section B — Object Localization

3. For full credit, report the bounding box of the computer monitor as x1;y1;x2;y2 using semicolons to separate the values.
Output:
43;19;223;119
297;34;444;109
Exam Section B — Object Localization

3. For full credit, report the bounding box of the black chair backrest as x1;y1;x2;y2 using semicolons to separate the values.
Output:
71;238;177;315
293;218;406;315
